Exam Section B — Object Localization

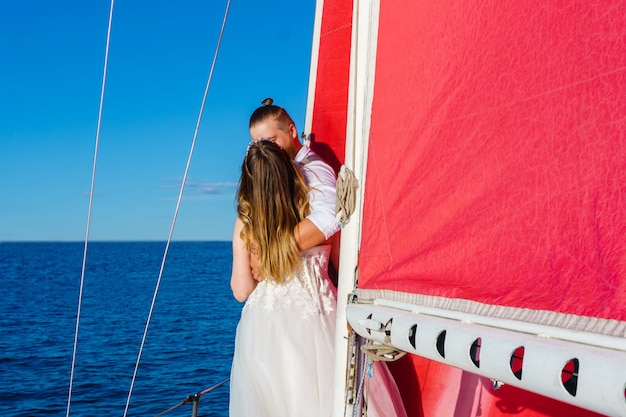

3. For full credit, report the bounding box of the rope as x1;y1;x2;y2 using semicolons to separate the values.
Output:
69;2;230;415
65;1;115;416
154;397;192;417
344;328;359;409
360;342;407;362
351;352;371;417
335;164;358;225
197;377;230;396
153;378;230;417
360;319;407;362
350;339;406;417
123;1;231;416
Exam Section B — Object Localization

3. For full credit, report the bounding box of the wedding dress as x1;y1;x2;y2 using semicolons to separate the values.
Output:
229;245;336;417
229;244;408;417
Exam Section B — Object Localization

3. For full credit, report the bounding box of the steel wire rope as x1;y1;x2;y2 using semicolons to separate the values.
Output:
153;378;230;417
123;1;232;416
65;0;116;416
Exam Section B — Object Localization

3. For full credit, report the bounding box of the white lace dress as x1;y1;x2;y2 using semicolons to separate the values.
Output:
229;245;337;417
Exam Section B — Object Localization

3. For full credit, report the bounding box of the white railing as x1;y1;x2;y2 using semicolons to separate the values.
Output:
347;299;626;417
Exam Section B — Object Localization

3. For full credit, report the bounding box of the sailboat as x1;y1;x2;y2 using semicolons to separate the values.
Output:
69;1;625;416
302;0;626;416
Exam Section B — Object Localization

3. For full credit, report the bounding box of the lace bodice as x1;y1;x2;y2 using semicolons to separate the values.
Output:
243;245;336;321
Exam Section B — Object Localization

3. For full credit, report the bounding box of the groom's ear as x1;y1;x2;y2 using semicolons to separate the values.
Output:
289;123;298;140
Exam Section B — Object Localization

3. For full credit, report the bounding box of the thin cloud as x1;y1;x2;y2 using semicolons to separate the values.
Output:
161;177;237;195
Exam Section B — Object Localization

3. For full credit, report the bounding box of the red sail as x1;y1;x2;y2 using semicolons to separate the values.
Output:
360;0;626;322
309;1;625;416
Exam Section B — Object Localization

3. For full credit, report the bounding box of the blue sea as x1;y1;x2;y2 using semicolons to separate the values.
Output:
0;241;241;417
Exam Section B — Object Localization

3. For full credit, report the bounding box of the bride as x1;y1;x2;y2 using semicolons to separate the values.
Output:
228;138;407;417
229;139;337;417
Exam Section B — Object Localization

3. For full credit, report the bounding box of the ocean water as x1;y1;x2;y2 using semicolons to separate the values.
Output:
0;241;241;417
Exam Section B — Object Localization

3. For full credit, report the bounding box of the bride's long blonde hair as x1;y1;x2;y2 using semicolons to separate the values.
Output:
237;140;310;283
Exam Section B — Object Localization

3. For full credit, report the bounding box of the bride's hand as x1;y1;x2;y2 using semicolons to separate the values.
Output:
249;242;264;281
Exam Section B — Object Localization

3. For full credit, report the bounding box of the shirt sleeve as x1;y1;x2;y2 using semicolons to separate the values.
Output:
296;150;341;240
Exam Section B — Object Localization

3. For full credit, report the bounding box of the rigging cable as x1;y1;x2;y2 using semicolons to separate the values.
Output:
153;378;230;417
65;0;116;416
122;1;232;416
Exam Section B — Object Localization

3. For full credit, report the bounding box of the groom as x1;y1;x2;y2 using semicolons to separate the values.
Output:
248;99;340;280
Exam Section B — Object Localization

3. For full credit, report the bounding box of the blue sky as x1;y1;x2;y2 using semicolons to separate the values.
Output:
0;0;316;241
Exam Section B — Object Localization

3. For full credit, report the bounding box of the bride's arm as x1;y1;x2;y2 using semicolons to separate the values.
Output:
230;217;257;302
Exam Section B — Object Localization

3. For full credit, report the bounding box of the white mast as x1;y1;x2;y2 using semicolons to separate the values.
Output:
329;1;381;416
